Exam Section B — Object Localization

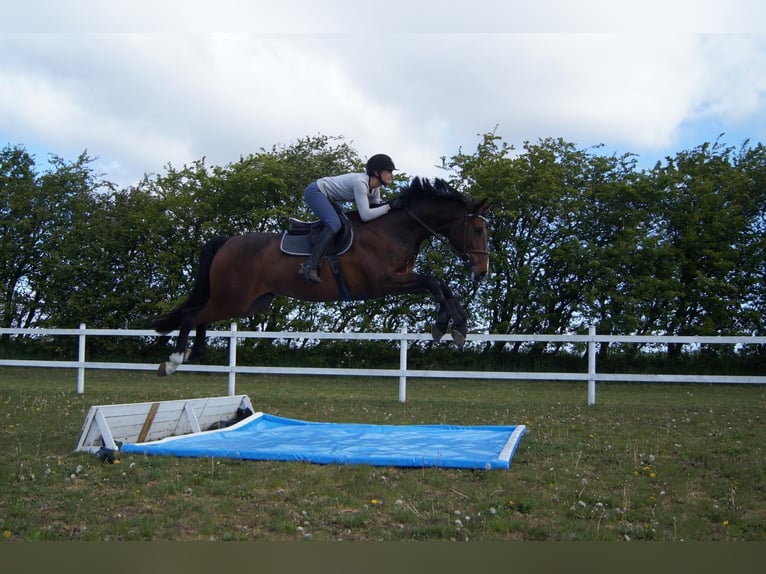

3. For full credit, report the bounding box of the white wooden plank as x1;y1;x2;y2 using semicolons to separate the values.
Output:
74;395;253;453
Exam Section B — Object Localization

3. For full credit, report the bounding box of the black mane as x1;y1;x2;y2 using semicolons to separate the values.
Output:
394;177;472;208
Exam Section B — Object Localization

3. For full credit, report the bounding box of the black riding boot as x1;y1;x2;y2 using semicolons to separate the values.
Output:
298;226;336;284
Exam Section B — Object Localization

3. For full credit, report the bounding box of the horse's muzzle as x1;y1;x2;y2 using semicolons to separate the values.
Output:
471;268;488;282
468;255;489;282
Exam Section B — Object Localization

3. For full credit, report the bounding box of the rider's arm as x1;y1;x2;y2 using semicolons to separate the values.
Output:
354;181;392;222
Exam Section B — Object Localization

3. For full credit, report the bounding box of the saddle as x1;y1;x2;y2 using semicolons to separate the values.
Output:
279;204;355;300
279;209;354;257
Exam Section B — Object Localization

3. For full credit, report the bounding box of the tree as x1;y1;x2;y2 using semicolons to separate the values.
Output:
0;146;115;329
5;132;765;366
735;142;766;336
648;142;755;344
576;152;659;342
134;135;386;335
448;134;601;352
31;153;116;328
0;145;40;328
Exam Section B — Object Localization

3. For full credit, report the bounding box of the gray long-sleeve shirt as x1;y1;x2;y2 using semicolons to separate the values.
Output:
316;172;390;222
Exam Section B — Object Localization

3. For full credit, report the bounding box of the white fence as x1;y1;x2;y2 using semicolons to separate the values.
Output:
1;324;765;405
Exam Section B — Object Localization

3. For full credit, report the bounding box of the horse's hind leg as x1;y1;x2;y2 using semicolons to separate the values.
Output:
157;308;198;376
158;340;188;376
187;323;208;362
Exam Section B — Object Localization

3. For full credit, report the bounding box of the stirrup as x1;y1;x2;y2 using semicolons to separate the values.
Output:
298;262;321;284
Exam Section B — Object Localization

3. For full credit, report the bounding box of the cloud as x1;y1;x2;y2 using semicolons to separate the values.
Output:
4;0;764;33
691;35;766;122
314;34;716;152
1;3;765;187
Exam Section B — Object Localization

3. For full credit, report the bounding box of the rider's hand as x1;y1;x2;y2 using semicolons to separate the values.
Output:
388;196;405;210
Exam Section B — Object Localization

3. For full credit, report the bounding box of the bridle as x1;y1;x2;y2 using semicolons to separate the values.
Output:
403;207;489;264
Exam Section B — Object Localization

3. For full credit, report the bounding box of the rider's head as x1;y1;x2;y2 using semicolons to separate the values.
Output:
365;154;396;178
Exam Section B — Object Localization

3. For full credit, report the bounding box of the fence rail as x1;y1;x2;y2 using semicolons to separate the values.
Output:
1;324;765;405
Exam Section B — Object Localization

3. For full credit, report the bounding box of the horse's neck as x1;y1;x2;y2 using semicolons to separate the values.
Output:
354;203;452;249
403;203;455;236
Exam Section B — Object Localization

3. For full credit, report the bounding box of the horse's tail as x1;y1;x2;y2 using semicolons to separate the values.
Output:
152;236;230;334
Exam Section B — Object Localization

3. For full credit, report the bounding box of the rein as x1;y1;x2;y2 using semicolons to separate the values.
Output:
403;207;489;262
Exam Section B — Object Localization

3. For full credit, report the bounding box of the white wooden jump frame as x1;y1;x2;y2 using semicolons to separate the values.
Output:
1;324;765;405
75;394;254;454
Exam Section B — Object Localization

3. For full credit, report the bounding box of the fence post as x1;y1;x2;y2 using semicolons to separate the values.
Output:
77;323;87;394
587;325;596;405
228;322;237;396
399;324;408;403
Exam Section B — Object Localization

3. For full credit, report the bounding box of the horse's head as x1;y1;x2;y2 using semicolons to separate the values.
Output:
456;198;491;281
395;178;491;281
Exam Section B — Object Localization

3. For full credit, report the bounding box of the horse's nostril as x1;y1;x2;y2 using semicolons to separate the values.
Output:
472;269;488;282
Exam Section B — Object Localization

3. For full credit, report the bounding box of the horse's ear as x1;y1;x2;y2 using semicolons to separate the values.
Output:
475;198;491;214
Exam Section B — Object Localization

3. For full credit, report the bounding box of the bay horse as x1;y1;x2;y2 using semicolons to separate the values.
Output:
152;177;490;376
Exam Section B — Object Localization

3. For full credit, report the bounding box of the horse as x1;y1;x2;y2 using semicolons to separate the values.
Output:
152;177;490;376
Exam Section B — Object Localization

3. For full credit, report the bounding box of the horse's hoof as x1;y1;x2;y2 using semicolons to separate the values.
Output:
451;329;466;349
431;324;444;341
158;360;178;376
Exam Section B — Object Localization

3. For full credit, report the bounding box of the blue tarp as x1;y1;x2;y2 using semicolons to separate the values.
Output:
120;413;527;470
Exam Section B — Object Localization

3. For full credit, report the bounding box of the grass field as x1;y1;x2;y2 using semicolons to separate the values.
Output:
1;367;764;541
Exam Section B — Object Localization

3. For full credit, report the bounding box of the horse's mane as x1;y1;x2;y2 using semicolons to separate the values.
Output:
393;177;473;209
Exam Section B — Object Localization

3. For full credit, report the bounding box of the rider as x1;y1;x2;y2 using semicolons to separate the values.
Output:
298;153;396;284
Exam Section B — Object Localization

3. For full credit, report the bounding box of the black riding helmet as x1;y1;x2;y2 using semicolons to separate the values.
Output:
365;154;396;176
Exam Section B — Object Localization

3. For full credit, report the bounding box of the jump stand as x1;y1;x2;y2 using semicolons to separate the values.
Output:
75;395;254;455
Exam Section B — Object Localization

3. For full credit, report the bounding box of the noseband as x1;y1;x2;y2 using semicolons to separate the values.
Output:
403;207;489;264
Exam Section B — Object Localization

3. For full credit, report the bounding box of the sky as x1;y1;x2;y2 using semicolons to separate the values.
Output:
1;0;765;189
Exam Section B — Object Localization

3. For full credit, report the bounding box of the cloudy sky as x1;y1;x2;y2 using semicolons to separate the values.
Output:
1;0;765;188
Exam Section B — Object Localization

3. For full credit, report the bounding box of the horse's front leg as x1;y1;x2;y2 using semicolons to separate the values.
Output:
421;277;466;348
447;301;468;348
432;288;468;349
441;283;469;348
393;274;468;348
431;298;451;342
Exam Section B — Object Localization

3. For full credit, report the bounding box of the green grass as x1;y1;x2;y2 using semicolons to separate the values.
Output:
1;367;764;541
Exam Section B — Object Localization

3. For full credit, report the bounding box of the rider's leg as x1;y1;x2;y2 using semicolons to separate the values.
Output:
299;182;341;284
298;225;336;284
